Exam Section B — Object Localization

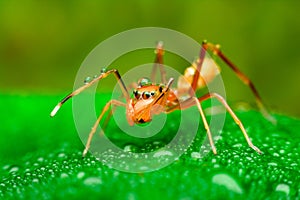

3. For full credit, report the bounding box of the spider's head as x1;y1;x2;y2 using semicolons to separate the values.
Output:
126;78;174;125
128;78;164;124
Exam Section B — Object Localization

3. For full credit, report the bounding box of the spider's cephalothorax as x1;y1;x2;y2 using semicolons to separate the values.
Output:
51;41;275;157
127;77;172;124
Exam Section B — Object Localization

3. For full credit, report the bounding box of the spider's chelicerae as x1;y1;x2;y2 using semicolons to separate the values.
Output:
51;41;275;157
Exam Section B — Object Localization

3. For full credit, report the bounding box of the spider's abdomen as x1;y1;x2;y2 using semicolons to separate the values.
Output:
177;57;220;94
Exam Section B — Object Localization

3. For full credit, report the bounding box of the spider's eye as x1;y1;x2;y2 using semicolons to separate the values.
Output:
138;77;152;87
142;91;151;99
133;90;140;99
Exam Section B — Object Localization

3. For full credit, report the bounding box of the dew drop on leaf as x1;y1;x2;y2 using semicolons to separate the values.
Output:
77;171;85;179
275;183;290;195
60;173;68;178
123;144;138;153
9;166;20;174
83;177;102;186
268;162;278;166
153;149;173;158
191;152;201;159
212;174;243;194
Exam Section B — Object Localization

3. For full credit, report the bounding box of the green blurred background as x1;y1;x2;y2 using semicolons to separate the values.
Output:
0;0;300;116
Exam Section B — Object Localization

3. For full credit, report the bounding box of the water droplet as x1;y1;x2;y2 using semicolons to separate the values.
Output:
246;157;252;161
139;166;149;171
84;76;92;84
93;75;98;79
32;178;39;183
60;173;68;178
119;154;126;158
77;172;85;179
48;169;54;174
100;68;107;73
233;143;242;148
152;141;164;148
33;162;39;167
2;164;10;171
57;152;66;158
273;152;280;157
25;172;31;177
113;171;119;177
290;163;298;167
123;144;138;153
268;162;278;166
275;183;290;195
191;152;201;159
213;164;220;168
138;77;152;87
153;150;173;158
83;177;102;186
212;174;243;194
9;166;19;174
279;149;285;154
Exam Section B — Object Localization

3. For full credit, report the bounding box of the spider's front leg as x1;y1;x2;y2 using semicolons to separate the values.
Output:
50;69;130;117
50;68;130;157
82;99;126;157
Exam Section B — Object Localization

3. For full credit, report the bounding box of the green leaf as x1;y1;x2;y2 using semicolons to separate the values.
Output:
0;94;299;199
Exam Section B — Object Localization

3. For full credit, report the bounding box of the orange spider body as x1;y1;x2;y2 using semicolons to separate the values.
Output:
127;83;172;125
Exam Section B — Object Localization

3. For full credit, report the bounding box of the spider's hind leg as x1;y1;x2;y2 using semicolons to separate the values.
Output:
202;41;276;124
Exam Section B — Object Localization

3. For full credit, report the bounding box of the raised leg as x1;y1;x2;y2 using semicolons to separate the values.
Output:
151;41;167;84
50;69;129;117
82;99;126;157
198;92;262;154
189;41;275;124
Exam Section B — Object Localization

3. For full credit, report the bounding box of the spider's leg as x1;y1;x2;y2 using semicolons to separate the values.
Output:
198;93;262;154
82;99;126;157
151;41;167;84
98;108;114;137
50;69;129;117
178;97;217;154
200;41;276;124
174;93;262;154
189;41;207;96
102;82;138;135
